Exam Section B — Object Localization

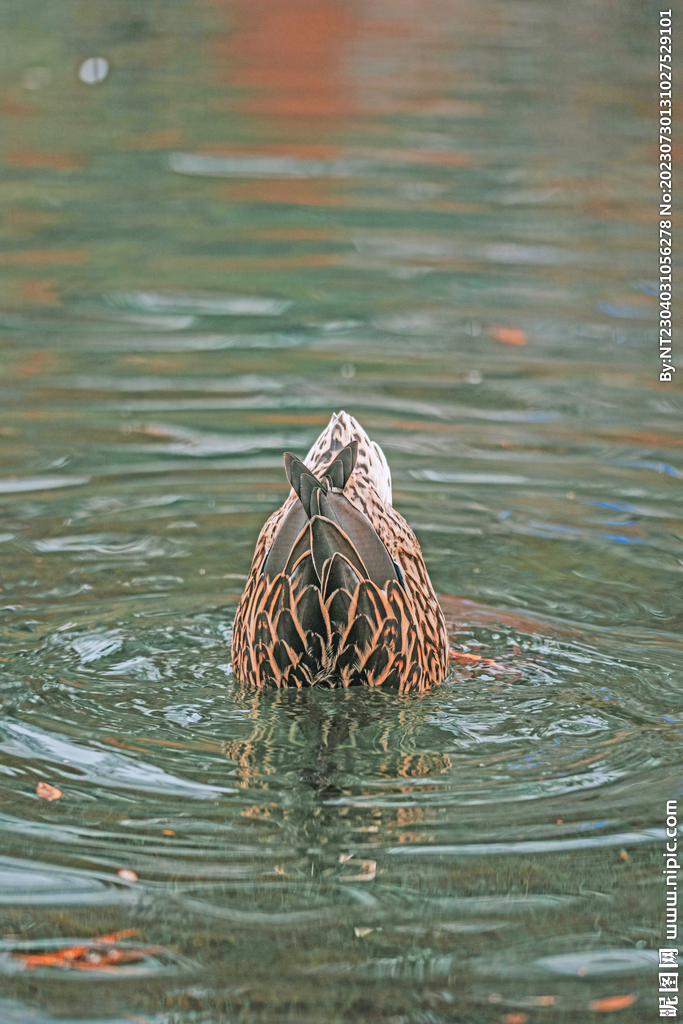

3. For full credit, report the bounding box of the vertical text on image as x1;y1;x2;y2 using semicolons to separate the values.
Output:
659;10;674;382
659;799;679;1017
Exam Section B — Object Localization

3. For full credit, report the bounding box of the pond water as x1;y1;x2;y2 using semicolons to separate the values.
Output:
0;1;681;1021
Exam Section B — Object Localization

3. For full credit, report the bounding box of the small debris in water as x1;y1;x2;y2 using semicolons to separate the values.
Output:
117;868;138;882
490;326;527;346
589;994;637;1012
36;782;62;800
10;930;148;971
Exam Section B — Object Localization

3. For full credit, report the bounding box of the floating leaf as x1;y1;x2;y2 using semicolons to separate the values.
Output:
590;994;637;1012
449;649;504;670
36;782;62;801
11;930;142;971
490;326;527;346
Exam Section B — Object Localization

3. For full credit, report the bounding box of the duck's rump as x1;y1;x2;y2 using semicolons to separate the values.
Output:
235;444;423;690
248;565;421;690
231;415;449;692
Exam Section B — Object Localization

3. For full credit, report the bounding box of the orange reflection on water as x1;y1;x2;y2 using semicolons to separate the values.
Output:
0;249;87;266
201;0;478;224
8;150;81;170
210;0;360;119
18;279;60;305
206;0;478;128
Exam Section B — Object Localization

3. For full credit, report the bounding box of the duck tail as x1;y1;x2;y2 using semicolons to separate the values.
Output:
302;411;392;506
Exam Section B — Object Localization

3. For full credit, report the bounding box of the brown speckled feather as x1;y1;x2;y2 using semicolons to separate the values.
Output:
231;412;449;692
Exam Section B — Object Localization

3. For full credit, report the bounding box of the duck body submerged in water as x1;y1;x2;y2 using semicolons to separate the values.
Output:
232;412;449;692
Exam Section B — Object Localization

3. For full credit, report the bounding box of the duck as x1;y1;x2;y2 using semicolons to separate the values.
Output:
231;411;449;692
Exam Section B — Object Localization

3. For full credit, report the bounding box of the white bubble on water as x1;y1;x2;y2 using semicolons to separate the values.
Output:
78;57;109;84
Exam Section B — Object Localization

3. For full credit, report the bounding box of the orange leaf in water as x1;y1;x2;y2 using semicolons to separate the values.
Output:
11;929;145;971
449;650;482;664
15;946;88;967
14;947;146;970
590;994;637;1012
502;1014;528;1024
36;782;62;800
117;869;138;882
490;326;527;346
449;649;505;671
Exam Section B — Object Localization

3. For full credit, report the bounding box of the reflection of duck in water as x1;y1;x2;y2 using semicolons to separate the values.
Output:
224;687;453;791
232;412;449;692
223;689;451;857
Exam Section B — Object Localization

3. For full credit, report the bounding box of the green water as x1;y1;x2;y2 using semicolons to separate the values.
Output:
0;1;681;1021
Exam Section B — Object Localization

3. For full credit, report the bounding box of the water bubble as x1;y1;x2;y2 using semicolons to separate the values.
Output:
78;57;109;84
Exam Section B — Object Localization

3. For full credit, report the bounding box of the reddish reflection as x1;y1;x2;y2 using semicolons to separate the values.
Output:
202;0;476;217
206;0;475;130
209;0;360;119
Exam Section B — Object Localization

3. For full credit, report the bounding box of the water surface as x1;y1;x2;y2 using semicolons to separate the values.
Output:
0;0;680;1021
